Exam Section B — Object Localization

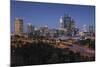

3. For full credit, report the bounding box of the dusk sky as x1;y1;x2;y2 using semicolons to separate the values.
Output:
11;1;95;32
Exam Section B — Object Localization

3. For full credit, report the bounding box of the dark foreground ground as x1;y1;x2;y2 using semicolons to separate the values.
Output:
11;42;95;67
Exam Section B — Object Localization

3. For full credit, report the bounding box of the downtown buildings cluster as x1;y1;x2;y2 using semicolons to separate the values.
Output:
12;14;95;40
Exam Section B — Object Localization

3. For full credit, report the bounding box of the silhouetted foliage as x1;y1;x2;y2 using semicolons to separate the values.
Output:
11;42;94;66
79;39;95;49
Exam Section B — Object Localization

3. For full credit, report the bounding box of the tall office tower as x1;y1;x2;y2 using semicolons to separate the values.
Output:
59;16;64;29
71;20;75;30
59;14;75;36
60;14;75;30
89;25;94;33
27;23;34;37
14;18;23;34
88;25;95;36
27;23;34;33
63;14;71;29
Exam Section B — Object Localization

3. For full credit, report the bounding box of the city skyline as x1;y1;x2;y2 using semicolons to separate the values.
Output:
11;1;95;32
11;1;95;66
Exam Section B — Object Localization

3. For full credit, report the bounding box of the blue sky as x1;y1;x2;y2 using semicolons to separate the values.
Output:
11;1;95;32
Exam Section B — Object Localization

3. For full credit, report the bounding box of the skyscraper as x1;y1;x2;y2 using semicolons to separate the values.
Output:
88;25;95;36
14;18;23;34
89;25;94;33
27;23;34;37
59;16;64;29
59;14;75;36
27;23;34;33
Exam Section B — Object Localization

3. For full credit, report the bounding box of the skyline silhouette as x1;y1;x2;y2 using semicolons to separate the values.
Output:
11;1;95;32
